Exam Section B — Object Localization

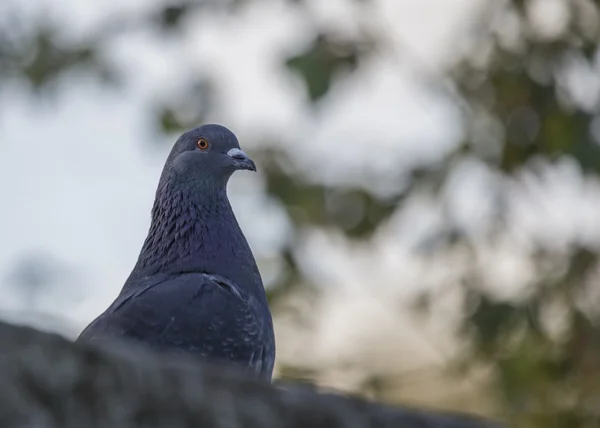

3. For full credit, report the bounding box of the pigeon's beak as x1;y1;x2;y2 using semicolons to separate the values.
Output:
227;148;257;172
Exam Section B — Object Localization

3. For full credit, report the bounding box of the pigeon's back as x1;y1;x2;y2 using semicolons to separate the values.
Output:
77;124;276;382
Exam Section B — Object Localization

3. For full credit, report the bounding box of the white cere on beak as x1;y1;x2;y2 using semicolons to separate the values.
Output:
227;148;247;159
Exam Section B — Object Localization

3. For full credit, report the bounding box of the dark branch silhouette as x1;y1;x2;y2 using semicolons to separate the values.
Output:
0;320;502;428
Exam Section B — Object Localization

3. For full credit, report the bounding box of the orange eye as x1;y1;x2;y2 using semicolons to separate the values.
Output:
196;137;209;150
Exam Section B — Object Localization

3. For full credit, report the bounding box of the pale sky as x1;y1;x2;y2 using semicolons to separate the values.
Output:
0;0;477;329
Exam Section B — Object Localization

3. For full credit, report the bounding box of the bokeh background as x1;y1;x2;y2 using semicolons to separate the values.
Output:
1;0;600;426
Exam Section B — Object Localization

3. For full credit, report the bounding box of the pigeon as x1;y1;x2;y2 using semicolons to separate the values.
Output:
77;124;276;382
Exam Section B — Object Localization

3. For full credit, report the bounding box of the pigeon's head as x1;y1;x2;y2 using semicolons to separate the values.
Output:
164;124;256;186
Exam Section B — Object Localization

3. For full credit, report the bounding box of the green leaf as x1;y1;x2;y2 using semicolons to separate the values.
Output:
285;34;363;102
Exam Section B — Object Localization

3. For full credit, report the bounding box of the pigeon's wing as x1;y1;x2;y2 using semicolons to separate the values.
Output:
78;272;274;381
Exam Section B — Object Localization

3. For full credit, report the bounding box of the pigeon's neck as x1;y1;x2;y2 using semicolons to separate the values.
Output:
127;180;264;296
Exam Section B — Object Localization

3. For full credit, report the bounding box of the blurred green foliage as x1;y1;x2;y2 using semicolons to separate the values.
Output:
450;2;600;426
2;0;600;426
286;33;366;102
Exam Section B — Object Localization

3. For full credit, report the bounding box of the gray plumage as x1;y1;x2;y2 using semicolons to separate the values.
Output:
77;124;275;382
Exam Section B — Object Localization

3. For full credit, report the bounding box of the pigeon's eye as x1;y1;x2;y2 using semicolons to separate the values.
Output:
196;138;210;151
